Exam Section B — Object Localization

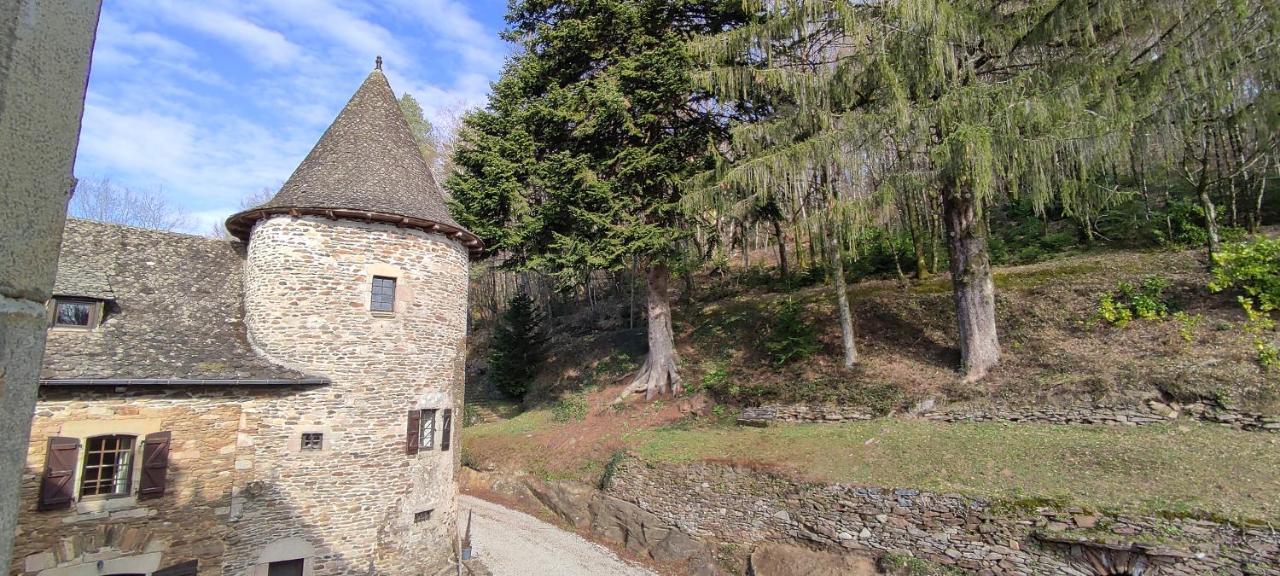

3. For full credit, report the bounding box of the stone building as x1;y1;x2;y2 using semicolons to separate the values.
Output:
11;64;481;576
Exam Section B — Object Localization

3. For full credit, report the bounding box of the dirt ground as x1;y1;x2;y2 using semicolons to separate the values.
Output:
506;246;1276;416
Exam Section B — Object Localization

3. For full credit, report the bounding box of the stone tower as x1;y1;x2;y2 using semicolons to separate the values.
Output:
224;63;480;575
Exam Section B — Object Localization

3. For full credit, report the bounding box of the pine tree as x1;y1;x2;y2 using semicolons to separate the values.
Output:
449;0;749;399
489;291;549;401
399;94;438;166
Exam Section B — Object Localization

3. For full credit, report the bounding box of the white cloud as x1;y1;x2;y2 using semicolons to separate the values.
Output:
75;0;511;234
257;0;410;67
156;2;304;68
386;0;506;73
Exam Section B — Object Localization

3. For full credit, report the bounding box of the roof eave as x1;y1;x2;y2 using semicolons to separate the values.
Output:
225;207;485;260
40;377;332;387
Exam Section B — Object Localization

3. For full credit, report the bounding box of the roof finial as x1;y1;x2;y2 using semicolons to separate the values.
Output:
375;55;382;71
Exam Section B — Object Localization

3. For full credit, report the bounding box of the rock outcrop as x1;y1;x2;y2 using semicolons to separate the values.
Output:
747;543;878;576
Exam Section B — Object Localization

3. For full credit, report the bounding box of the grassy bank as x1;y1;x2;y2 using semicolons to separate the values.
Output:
464;410;1280;523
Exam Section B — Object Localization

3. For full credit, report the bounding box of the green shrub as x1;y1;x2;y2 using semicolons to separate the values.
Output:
489;291;549;400
1096;276;1172;327
1159;199;1210;247
763;298;821;365
1172;311;1202;343
1209;237;1280;312
698;361;729;393
1209;238;1280;371
459;445;478;469
462;404;480;427
551;391;589;422
878;553;968;576
1239;298;1278;371
794;264;828;288
598;450;626;490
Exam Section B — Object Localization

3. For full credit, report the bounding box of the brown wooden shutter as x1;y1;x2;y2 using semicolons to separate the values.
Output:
406;409;421;455
38;437;79;511
138;431;171;499
153;560;198;576
440;409;452;451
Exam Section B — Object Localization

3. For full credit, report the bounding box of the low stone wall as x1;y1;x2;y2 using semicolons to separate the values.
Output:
606;460;1280;576
463;460;1278;575
739;398;1280;432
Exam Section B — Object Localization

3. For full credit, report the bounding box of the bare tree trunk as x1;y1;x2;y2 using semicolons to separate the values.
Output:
628;256;637;329
905;199;930;280
1252;155;1271;233
928;205;942;275
825;216;858;369
942;185;1000;382
626;262;681;399
770;218;788;281
1196;169;1221;260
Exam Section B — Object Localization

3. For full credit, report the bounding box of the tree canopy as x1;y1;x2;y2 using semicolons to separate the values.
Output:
450;0;750;397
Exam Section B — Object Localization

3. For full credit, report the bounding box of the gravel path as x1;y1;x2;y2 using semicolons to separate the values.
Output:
458;495;657;576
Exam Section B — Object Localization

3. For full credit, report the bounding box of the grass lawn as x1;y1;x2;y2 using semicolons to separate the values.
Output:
464;411;1280;523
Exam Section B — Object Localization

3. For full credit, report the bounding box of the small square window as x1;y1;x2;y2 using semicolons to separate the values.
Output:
371;276;396;312
51;298;99;329
301;433;323;451
414;509;433;523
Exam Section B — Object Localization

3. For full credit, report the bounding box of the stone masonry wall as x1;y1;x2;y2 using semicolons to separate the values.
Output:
739;399;1280;432
606;460;1280;576
236;216;469;575
12;388;252;576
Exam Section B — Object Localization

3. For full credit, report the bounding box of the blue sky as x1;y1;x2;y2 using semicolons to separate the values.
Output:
75;0;512;233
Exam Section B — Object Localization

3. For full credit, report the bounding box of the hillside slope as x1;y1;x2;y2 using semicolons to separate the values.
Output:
489;246;1276;416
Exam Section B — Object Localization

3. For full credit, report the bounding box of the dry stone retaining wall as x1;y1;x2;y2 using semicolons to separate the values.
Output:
739;399;1280;431
605;460;1280;576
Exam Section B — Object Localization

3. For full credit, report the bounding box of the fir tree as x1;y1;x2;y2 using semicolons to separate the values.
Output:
449;0;749;398
694;0;1279;381
489;291;549;401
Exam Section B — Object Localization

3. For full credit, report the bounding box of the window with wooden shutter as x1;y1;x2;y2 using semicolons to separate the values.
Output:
38;437;79;511
407;409;421;455
419;409;437;450
138;431;171;499
79;435;136;498
440;409;452;451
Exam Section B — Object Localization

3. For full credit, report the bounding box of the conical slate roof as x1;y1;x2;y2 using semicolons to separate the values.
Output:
225;64;481;256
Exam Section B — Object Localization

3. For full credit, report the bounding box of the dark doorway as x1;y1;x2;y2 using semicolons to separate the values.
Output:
267;559;305;576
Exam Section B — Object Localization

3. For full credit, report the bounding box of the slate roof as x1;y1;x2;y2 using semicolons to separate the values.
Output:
225;67;482;256
40;219;326;385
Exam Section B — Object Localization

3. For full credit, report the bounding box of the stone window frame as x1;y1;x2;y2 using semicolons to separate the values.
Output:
251;537;316;576
363;264;410;319
58;418;162;514
78;434;137;500
287;426;334;454
370;275;396;313
48;296;103;330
